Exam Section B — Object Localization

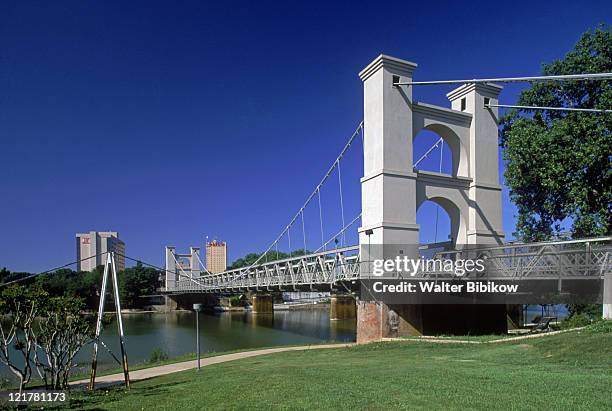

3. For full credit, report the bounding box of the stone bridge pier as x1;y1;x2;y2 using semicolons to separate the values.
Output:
330;294;356;320
252;294;274;314
356;54;509;343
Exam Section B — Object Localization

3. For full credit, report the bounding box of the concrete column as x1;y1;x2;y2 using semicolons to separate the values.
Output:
357;55;424;344
447;84;505;246
190;247;201;277
330;294;356;320
165;246;177;291
358;54;421;267
252;294;273;314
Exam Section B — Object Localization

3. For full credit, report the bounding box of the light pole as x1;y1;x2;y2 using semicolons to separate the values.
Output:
193;303;204;370
365;229;373;276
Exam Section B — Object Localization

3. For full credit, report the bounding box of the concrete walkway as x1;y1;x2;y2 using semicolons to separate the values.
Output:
72;343;353;389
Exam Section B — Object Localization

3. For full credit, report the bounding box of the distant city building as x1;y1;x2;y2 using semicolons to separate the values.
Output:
206;240;227;273
76;231;125;272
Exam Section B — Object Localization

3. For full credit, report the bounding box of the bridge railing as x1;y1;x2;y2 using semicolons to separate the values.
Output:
425;237;612;279
166;246;360;293
164;237;611;292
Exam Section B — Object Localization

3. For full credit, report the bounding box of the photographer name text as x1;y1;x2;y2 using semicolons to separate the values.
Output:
372;280;519;294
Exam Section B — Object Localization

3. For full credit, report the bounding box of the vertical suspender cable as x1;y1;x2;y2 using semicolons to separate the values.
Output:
288;227;292;257
301;210;307;252
434;141;443;242
360;124;365;170
317;188;325;251
337;161;346;247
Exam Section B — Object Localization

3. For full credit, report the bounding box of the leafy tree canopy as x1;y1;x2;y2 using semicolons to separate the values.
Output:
500;25;611;240
229;249;311;269
118;262;162;308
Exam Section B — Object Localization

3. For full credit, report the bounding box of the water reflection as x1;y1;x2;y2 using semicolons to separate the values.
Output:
250;313;274;328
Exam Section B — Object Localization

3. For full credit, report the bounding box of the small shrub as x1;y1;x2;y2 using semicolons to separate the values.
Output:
566;304;601;319
149;348;169;363
560;313;593;329
0;377;10;389
229;295;246;307
584;319;612;334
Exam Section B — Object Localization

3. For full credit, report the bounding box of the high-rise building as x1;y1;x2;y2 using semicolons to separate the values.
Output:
76;231;125;272
206;240;227;273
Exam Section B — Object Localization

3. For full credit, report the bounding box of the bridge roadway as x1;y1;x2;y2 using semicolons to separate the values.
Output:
163;237;612;295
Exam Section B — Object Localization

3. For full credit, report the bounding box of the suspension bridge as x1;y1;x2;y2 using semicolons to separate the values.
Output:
3;54;609;343
3;53;610;394
159;54;612;342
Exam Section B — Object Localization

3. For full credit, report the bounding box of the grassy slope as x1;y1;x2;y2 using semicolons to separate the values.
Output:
64;324;612;410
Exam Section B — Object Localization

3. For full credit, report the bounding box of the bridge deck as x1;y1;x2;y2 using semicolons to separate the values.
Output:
164;237;611;294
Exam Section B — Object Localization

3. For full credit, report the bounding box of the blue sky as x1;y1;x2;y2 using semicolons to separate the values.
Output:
1;1;610;272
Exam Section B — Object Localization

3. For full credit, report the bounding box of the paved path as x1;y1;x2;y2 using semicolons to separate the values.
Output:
72;343;353;389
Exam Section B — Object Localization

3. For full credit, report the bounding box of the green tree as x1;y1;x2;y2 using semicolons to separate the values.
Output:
33;296;95;389
0;268;9;283
228;249;312;269
0;284;95;391
35;267;102;309
118;262;162;308
0;285;47;393
0;268;32;287
500;25;612;240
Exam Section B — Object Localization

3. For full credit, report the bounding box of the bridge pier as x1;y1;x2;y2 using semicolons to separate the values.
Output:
330;294;356;320
164;295;178;312
356;302;422;343
357;301;509;343
252;294;274;314
507;304;524;329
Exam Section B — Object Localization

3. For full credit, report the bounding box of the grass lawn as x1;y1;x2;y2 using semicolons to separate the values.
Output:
60;322;611;410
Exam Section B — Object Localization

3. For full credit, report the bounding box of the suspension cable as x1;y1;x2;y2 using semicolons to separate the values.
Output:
301;210;307;252
485;103;611;114
434;140;443;242
288;226;292;258
0;252;110;288
394;72;612;86
118;253;205;285
314;213;361;253
317;187;325;251
195;252;213;276
171;252;193;280
337;160;346;247
414;137;443;170
237;121;363;273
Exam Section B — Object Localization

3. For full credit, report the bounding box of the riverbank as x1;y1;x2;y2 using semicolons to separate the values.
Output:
61;321;611;409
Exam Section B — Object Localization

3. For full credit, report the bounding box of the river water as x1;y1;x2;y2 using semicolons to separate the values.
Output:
92;309;356;370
